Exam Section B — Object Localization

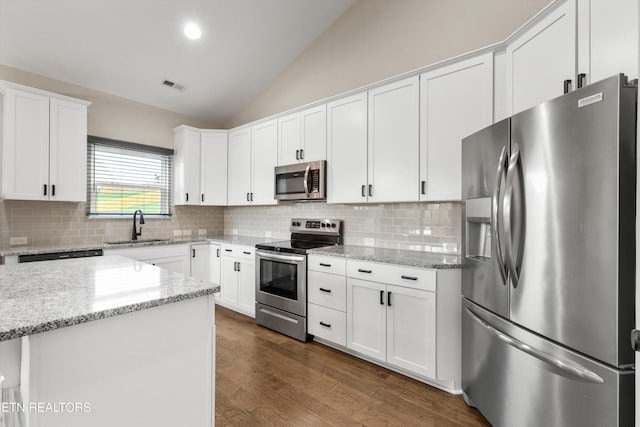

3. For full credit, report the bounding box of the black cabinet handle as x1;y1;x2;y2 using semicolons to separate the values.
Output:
379;290;384;305
387;291;392;306
246;193;250;201
361;185;366;197
52;185;55;196
368;184;373;197
421;180;426;195
300;149;304;160
186;193;189;202
43;184;47;196
237;262;240;272
577;73;587;89
201;194;204;202
358;269;372;274
192;248;196;258
250;193;254;202
243;251;251;255
319;287;332;293
319;321;331;328
563;79;572;94
319;263;332;267
401;275;418;281
225;249;233;252
216;248;220;257
296;149;300;160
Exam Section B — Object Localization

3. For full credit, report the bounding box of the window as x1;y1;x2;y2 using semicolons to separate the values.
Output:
87;136;174;217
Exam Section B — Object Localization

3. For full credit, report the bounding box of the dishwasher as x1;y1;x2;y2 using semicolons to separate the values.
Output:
17;249;104;263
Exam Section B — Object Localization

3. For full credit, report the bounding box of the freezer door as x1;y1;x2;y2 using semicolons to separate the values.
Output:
508;75;636;367
461;118;510;318
462;298;634;427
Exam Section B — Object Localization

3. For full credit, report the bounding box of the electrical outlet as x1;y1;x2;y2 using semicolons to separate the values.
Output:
364;238;375;246
183;230;192;236
232;229;238;235
198;229;207;235
10;237;28;246
265;231;272;238
173;230;183;237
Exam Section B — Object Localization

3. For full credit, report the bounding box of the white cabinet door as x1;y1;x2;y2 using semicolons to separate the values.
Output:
506;0;576;115
49;98;88;202
200;130;228;205
367;76;419;203
327;92;368;204
220;257;239;307
346;278;386;362
419;54;493;201
386;284;436;378
300;104;326;162
173;126;201;205
237;258;256;317
2;87;50;200
190;243;212;282
250;119;278;205
277;112;301;165
227;127;252;206
578;0;638;84
210;244;221;286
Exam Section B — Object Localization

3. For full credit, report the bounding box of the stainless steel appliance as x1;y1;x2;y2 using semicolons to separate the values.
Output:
274;160;326;202
18;249;103;263
255;218;342;341
461;74;636;426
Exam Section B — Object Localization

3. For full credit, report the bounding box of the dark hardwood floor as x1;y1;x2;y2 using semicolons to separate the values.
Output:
215;306;491;426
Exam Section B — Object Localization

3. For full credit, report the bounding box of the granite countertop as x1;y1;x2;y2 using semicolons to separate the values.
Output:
308;245;461;269
0;255;219;342
0;235;281;257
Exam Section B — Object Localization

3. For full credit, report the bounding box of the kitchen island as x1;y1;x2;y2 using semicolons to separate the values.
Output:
0;255;217;427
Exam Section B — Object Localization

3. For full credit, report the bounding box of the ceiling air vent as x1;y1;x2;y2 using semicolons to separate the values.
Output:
162;80;185;91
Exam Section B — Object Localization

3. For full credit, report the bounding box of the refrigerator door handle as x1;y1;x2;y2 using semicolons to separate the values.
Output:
492;145;509;285
504;144;521;288
465;306;605;384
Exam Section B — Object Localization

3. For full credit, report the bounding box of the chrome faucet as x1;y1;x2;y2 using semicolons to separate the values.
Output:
132;209;145;240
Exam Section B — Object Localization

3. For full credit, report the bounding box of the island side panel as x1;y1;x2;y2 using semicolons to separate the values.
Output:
27;295;215;427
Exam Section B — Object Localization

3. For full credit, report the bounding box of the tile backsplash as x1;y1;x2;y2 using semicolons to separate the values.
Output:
0;201;224;249
1;200;461;254
225;202;461;253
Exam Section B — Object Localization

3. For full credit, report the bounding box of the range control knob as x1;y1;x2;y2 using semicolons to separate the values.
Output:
331;223;336;228
321;223;326;228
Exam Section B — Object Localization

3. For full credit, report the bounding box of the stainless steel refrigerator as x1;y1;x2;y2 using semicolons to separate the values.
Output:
461;74;636;426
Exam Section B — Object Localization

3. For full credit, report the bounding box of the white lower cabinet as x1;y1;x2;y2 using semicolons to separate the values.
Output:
103;244;190;275
218;244;255;317
190;243;221;285
310;255;460;392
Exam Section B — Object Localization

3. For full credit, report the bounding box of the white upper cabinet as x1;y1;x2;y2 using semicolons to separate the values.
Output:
327;92;368;204
200;130;228;205
250;119;278;205
367;76;420;203
1;82;90;202
506;0;576;115
420;53;493;201
227;127;252;206
577;0;638;84
173;126;201;205
174;126;227;206
277;104;326;165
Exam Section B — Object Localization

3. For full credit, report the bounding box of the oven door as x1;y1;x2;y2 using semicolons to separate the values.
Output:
255;250;307;316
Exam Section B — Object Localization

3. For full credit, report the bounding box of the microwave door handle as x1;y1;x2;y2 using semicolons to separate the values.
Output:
303;164;311;198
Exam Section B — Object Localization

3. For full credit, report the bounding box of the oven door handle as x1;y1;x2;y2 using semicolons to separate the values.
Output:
256;250;305;264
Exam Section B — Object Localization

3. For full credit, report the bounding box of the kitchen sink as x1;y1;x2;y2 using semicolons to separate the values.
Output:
105;239;172;245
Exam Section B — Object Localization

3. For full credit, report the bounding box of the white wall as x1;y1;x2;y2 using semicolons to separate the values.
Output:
228;0;552;127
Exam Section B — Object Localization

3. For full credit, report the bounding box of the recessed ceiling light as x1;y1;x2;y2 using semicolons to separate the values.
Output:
184;22;201;40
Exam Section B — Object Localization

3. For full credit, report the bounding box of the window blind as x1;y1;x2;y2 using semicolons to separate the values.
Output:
87;136;174;217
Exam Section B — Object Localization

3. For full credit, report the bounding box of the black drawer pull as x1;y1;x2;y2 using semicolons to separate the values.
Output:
379;290;384;305
358;269;372;274
387;291;392;307
319;288;332;293
401;275;418;281
319;263;332;267
319;321;331;328
225;249;233;252
243;251;251;255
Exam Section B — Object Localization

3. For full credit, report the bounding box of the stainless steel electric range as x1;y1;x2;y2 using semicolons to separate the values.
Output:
255;218;343;341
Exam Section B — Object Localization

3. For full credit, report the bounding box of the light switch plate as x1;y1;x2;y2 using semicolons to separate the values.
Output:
183;229;192;236
10;236;28;245
198;229;207;235
265;231;272;237
364;238;375;246
173;230;183;236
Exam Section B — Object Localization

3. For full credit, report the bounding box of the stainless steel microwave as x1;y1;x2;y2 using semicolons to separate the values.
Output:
274;160;326;202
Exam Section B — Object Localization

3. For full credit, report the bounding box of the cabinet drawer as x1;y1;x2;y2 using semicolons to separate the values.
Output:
308;255;346;275
347;260;436;292
308;303;346;346
307;271;346;311
221;244;254;260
